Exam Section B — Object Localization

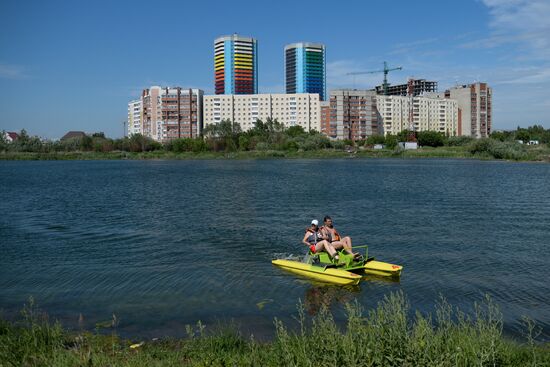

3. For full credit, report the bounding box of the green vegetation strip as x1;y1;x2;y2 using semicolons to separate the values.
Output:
2;122;550;162
1;292;549;366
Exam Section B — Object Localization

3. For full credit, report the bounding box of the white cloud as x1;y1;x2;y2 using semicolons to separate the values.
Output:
478;0;550;60
389;37;440;55
0;63;28;79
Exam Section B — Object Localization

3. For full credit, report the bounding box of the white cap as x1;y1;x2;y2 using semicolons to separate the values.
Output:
311;219;319;226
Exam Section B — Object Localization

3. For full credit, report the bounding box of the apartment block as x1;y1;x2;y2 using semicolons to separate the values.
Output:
320;101;334;138
127;99;142;136
329;89;381;140
376;94;458;136
375;78;438;96
141;86;203;142
285;42;326;100
203;93;321;132
443;83;492;138
215;34;258;95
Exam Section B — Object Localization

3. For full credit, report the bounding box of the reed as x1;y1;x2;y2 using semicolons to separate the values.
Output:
1;292;549;366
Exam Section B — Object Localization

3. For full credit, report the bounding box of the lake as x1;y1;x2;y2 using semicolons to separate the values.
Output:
1;159;549;341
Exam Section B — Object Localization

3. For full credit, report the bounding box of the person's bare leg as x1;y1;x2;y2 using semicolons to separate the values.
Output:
343;236;354;254
332;239;353;255
319;240;339;261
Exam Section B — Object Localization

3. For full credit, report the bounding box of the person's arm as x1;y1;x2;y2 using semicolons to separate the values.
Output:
318;227;328;241
302;232;311;246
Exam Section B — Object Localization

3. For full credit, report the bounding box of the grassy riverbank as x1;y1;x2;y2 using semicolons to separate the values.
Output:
2;144;550;162
1;293;549;366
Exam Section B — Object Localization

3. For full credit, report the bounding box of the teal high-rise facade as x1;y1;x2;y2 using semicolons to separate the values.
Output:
285;42;326;101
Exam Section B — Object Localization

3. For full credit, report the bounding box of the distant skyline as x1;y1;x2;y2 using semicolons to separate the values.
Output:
1;0;549;139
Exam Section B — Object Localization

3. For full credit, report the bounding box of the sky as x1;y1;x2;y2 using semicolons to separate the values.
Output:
0;0;549;139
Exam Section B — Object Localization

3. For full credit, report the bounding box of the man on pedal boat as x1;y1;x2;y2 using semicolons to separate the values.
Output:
320;216;361;260
302;219;340;262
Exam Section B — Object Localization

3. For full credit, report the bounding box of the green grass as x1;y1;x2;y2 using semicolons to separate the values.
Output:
1;144;550;162
1;292;549;366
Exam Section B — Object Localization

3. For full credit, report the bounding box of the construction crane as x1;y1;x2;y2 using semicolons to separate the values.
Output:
346;61;402;95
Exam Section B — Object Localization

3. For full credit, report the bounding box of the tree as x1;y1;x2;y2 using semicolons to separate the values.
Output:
203;119;242;151
286;125;306;138
366;135;386;146
396;129;412;142
81;135;93;151
385;135;398;149
515;129;530;142
0;130;8;152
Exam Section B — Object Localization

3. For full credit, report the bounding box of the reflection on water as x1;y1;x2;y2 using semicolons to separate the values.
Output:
304;284;359;316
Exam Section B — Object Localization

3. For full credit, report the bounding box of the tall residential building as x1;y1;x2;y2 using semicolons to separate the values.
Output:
214;34;258;95
141;86;203;142
329;89;381;140
320;101;333;137
285;42;326;101
376;94;458;137
443;83;492;138
375;78;438;96
127;99;142;137
203;93;320;132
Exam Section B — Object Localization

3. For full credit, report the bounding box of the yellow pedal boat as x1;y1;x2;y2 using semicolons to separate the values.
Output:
272;245;403;285
271;259;362;286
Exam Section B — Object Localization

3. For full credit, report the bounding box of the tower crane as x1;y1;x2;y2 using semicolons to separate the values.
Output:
346;61;402;95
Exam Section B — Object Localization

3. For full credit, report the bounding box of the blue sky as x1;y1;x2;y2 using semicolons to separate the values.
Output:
1;0;549;139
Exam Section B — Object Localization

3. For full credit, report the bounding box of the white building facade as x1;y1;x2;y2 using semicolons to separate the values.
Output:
127;99;142;137
376;95;458;137
203;93;321;132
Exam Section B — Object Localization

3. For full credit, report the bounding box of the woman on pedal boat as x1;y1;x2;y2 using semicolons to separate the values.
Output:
302;219;340;262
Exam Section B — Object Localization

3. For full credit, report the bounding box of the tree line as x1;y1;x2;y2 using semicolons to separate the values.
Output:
1;120;549;154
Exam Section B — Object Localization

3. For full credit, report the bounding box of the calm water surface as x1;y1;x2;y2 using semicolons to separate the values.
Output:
1;159;549;340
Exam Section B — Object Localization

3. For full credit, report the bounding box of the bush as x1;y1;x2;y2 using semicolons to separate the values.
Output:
298;134;331;151
366;135;386;146
281;139;299;151
469;138;528;160
286;125;306;138
446;136;474;146
417;131;445;147
238;135;251;151
255;142;270;151
385;135;398;149
330;140;346;150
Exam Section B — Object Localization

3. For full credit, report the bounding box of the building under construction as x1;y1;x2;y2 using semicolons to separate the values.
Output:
375;78;437;96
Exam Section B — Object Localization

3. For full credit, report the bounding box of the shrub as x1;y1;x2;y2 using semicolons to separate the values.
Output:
255;142;270;151
469;138;528;160
417;131;445;147
366;135;386;146
238;135;251;151
446;136;474;146
330;140;346;150
385;135;398;149
286;125;306;138
281;139;299;151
